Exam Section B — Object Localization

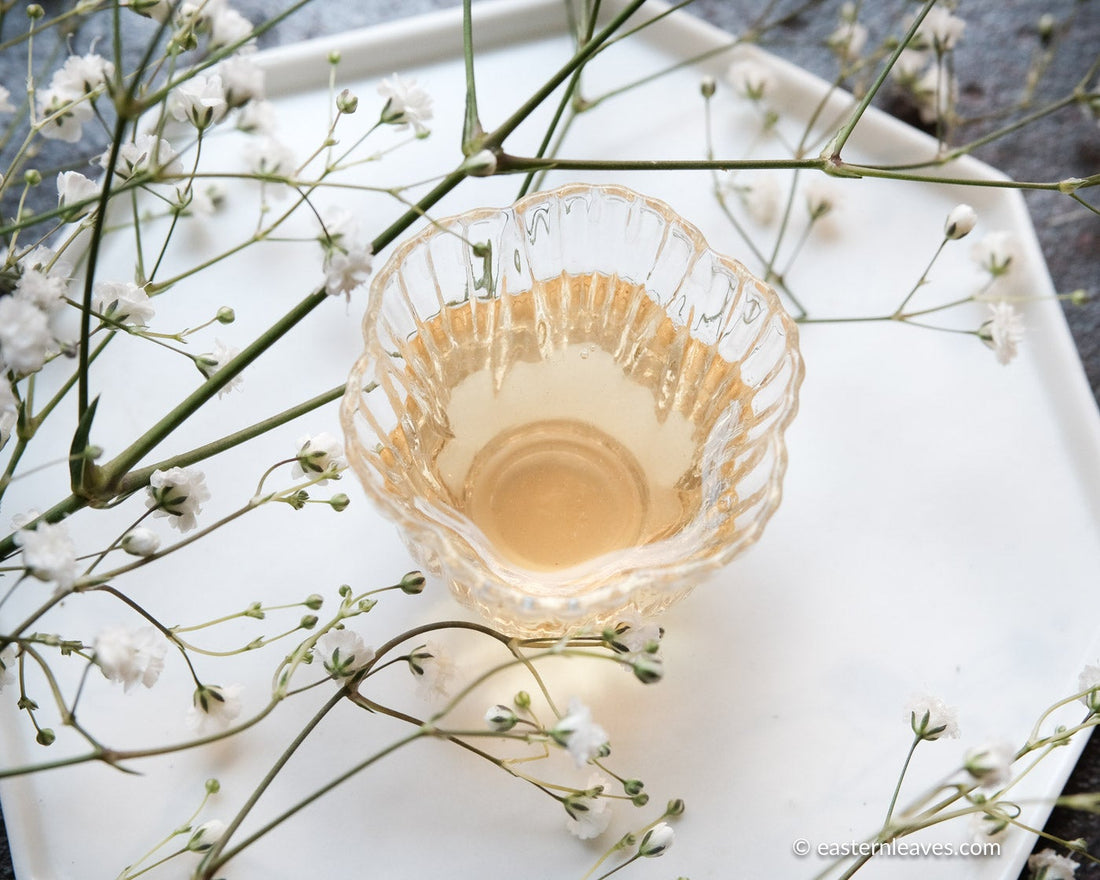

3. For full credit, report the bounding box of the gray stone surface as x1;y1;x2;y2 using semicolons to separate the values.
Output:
1;1;1097;878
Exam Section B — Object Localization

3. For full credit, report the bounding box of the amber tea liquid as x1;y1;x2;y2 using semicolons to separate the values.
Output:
390;273;745;573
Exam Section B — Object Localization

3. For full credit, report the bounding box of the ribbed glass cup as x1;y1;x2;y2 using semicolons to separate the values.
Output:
340;183;803;637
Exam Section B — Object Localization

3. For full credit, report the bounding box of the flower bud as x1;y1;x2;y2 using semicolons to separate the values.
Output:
623;779;644;796
514;690;531;710
186;819;226;852
337;88;359;114
1070;289;1090;307
1037;13;1055;45
121;527;160;557
462;149;497;177
329;493;350;512
328;50;342;65
216;306;235;324
300;614;319;630
944;203;977;239
205;778;221;794
36;728;55;746
699;75;716;98
485;704;518;731
632;654;664;684
304;593;324;610
400;570;426;594
665;798;686;816
631;792;649;807
27;4;44;19
24;169;42;187
638;822;675;857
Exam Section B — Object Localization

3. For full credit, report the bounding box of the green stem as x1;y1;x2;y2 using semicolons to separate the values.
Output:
461;0;484;152
884;735;920;827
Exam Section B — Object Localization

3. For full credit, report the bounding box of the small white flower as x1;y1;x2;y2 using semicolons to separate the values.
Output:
102;133;183;181
210;7;254;49
93;280;156;327
0;84;14;114
964;741;1015;788
195;339;244;397
51;53;114;96
0;644;17;694
377;74;433;135
217;55;265;108
186;819;227;853
245;136;296;177
146;466;211;532
236;99;276;134
638;822;675;857
564;773;613;840
723;173;780;226
15;520;78;590
293;432;346;481
1078;664;1100;713
826;19;868;63
36;87;94;143
983;301;1025;366
484;704;518;732
945;204;977;240
323;247;373;299
94;625;167;692
969;808;1012;843
121;527;160;557
129;0;173;22
914;7;966;52
726;59;773;101
906;694;960;741
914;64;957;125
14;267;68;312
804;177;839;221
315;628;375;678
187;683;244;732
1027;848;1079;880
551;698;609;767
169;74;228;129
56;171;100;220
892;48;929;83
408;641;455;700
0;297;52;375
971;231;1019;278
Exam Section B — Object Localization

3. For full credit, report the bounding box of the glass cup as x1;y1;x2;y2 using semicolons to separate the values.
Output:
340;183;803;637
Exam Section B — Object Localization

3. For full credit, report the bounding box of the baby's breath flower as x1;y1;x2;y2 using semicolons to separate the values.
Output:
93;280;155;327
408;641;455;700
0;84;14;114
906;694;960;741
209;6;253;49
103;133;183;180
245;136;296;178
971;231;1019;278
551;698;609;767
739;174;780;225
804;178;838;221
56;170;100;220
944;204;977;240
218;56;265;108
638;822;675;857
15;520;77;590
315;628;374;678
121;527;160;557
36;87;93;143
826;18;868;64
1027;848;1079;880
317;208;373;298
146;466;211;532
726;59;772;101
186;819;227;852
564;773;613;840
14;267;67;312
970;808;1012;843
891;48;928;84
982;301;1025;366
484;704;518;732
0;293;52;376
914;7;966;52
130;0;172;22
168;73;228;130
0;644;17;694
914;64;957;125
187;683;244;732
51;53;114;95
236;99;276;134
94;625;167;691
293;432;346;481
964;741;1015;788
1078;664;1100;714
195;339;243;397
377;73;434;135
